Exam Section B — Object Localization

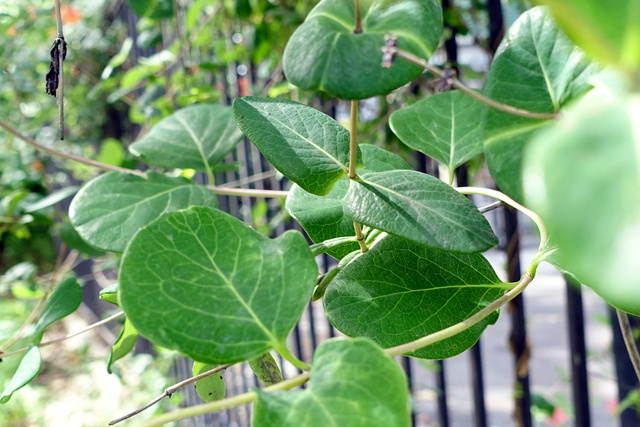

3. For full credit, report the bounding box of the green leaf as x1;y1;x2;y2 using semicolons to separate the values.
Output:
129;105;243;172
32;278;82;344
0;346;41;404
283;0;442;99
127;0;173;18
344;170;498;252
192;361;226;402
119;206;317;364
22;186;79;213
324;236;505;359
287;145;410;259
58;222;106;258
234;96;359;195
390;91;484;175
525;91;640;315
107;318;138;374
253;338;410;427
99;283;119;306
535;0;640;73
483;6;595;202
69;172;218;252
97;138;125;167
248;352;283;386
101;37;134;80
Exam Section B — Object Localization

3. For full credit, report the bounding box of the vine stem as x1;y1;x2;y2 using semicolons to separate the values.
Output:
616;309;640;383
348;100;368;252
456;186;548;255
274;342;311;371
353;0;362;34
109;363;233;425
0;117;146;177
386;272;533;356
0;311;124;358
208;186;288;198
138;372;310;427
388;46;560;120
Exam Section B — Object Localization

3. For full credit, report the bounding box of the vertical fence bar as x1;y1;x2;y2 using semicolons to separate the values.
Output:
610;309;640;427
456;165;489;427
565;275;592;426
469;342;489;427
436;360;450;427
504;206;532;427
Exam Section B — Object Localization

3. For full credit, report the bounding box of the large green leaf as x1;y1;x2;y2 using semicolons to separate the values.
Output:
32;278;82;344
525;91;640;315
324;236;505;359
286;145;411;259
534;0;640;73
69;172;218;252
283;0;442;99
344;170;498;252
483;6;595;202
253;338;410;427
119;206;317;364
390;91;484;179
129;105;243;172
234;96;359;195
0;346;41;404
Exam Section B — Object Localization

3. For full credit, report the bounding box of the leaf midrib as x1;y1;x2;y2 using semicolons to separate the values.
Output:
191;224;282;347
359;173;475;232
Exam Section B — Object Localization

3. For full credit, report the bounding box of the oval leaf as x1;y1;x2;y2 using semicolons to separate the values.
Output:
253;338;410;427
107;318;138;374
0;346;41;404
283;0;442;99
234;96;358;195
119;206;317;364
69;172;218;252
483;6;595;202
32;278;82;344
129;104;243;171
324;236;505;359
344;170;498;252
525;91;640;315
286;145;410;259
390;91;484;174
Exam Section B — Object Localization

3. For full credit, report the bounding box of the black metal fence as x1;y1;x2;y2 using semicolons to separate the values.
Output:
77;2;640;426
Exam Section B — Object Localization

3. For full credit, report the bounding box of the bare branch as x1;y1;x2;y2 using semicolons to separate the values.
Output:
109;364;233;425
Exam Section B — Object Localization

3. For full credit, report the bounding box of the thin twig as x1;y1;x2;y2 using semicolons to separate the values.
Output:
53;0;65;140
109;364;233;425
0;117;146;177
209;186;288;198
616;309;640;384
1;311;124;358
383;42;560;120
347;100;368;252
217;170;278;188
138;372;311;427
479;200;503;213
